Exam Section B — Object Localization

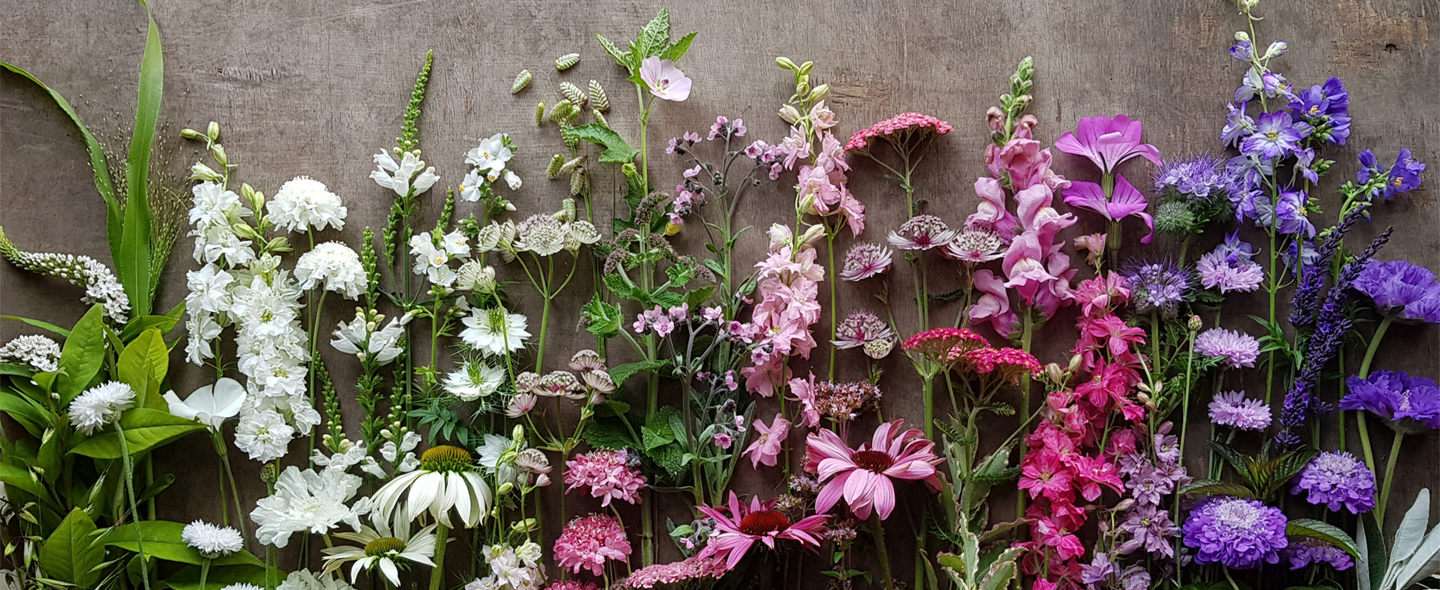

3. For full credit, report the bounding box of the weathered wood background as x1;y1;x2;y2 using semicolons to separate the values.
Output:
2;0;1438;586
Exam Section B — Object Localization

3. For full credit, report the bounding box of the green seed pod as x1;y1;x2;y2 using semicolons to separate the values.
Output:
592;108;609;128
546;154;565;180
555;53;580;71
534;101;546;125
570;168;587;196
559;155;584;175
511;69;532;94
549;99;574;123
559;82;587;108
588;80;609;111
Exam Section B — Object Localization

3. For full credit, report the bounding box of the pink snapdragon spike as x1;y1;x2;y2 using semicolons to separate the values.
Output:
744;414;790;468
639;57;692;102
1053;114;1162;174
696;492;829;570
987;137;1072;192
998;184;1078;319
965;178;1019;240
968;269;1019;338
1064;175;1155;244
805;419;943;520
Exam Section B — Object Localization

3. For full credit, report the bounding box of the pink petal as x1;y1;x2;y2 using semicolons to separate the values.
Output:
871;476;897;520
815;473;849;514
1062;181;1113;221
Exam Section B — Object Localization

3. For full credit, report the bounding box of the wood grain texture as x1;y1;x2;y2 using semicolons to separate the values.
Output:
2;0;1438;585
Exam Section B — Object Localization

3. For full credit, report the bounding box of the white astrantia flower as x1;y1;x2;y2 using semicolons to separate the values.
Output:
0;334;61;373
295;242;366;299
278;569;357;590
370;149;439;198
251;465;366;549
186;263;235;314
331;310;409;365
185;311;224;366
234;409;295;462
322;514;436;586
370;445;492;528
69;382;135;435
182;520;244;558
454;262;496;293
164;378;246;430
465;134;514;174
460;308;530;356
443;362;504;402
268;176;347;233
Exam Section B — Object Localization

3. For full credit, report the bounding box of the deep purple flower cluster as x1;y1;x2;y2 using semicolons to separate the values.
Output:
1341;370;1440;434
1352;259;1440;323
1181;496;1289;570
1289;204;1366;328
1359;148;1426;201
1287;538;1355;572
1292;451;1376;514
1153;154;1235;205
1122;259;1192;319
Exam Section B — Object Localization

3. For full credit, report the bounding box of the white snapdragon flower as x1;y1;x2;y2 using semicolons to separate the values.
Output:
181;520;244;558
69;382;135;435
186;263;235;314
442;362;504;401
251;465;366;549
164;378;246;429
234;408;295;463
459;308;530;356
0;335;61;373
370;149;439;197
268;176;347;233
294;242;366;299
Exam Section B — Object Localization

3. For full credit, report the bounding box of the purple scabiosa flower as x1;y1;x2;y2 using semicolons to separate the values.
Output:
1292;451;1376;514
1353;259;1440;323
886;215;957;251
1194;328;1260;369
1287;538;1355;571
1122;259;1192;319
1181;496;1289;570
1221;102;1256;148
1121;503;1180;558
941;228;1004;264
831;310;896;360
1241;111;1303;159
1208;391;1272;431
1197;235;1264;294
1341;370;1440;433
1153;154;1233;205
839;242;893;282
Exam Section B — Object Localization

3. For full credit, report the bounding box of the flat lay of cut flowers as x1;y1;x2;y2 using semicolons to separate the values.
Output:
2;0;1439;589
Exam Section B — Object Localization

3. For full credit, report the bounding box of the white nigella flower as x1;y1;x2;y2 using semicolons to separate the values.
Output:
408;233;457;287
322;514;436;586
465;134;514;174
185;311;224;365
370;445;492;528
0;334;61;373
69;382;136;435
181;520;244;558
460;308;530;356
268;176;347;233
371;149;439;198
251;465;366;549
331;311;409;365
234;408;295;462
295;242;367;299
164;378;246;430
186;263;235;314
443;362;504;401
277;569;357;590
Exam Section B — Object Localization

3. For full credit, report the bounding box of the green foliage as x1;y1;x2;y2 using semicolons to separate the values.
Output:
410;399;482;448
581;294;622;339
609;360;668;387
40;509;105;590
1196;440;1315;503
69;409;207;460
582;417;635;451
935;512;1023;590
55;305;108;405
116;328;168;408
595;8;697;79
564;124;639;163
1358;489;1440;590
1287;518;1361;561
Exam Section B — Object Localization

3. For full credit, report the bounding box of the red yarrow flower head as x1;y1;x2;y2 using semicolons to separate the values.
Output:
806;419;943;520
696;492;829;570
844;112;954;152
952;346;1043;384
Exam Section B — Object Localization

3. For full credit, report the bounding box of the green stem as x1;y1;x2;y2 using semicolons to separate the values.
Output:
1016;309;1034;520
1358;316;1393;379
198;559;211;590
1264;225;1278;405
827;231;838;381
922;377;934;440
869;515;897;590
117;425;152;590
429;523;449;590
1378;432;1405;523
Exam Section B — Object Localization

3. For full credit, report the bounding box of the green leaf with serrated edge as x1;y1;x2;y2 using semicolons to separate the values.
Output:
581;418;633;451
2;315;72;338
40;508;104;589
1179;479;1255;498
636;8;670;59
641;407;678;451
609;360;666;386
70;408;205;459
1287;518;1361;561
595;34;630;69
661;31;696;62
566;123;638;163
603;273;645;303
56;305;107;405
581;294;621;339
105;521;264;567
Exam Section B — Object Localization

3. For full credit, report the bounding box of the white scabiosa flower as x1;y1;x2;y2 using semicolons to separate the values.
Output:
164;378;246;429
251;465;366;549
459;308;530;356
234;409;295;462
0;334;61;373
370;445;492;528
181;520;244;558
268;176;347;233
442;362;504;401
370;149;439;198
322;515;436;585
277;569;357;590
69;382;135;435
295;242;366;299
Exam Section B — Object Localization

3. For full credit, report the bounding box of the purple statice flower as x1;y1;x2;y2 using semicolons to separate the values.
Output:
1123;259;1192;319
1292;451;1376;514
1208;391;1272;431
1342;370;1440;434
1197;234;1264;293
1287;538;1355;571
1241;111;1303;159
1194;328;1260;369
1153;154;1234;205
1353;259;1440;323
840;242;893;282
1182;496;1289;570
886;215;957;251
1120;504;1180;558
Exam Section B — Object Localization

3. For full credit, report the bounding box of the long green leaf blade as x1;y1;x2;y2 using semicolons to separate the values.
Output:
118;0;165;318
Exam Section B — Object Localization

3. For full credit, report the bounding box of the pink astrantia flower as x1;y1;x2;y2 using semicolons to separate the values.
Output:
943;228;1005;264
744;414;790;468
840;242;893;281
887;215;957;251
554;514;632;576
565;450;647;506
639;57;691;102
696;492;829;570
1064;175;1155;244
844;112;955;152
806;419;943;520
1054;114;1162;174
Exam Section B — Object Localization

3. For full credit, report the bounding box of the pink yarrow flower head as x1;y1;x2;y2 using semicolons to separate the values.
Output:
744;414;790;469
613;555;727;589
844;112;954;152
696;492;829;570
831;309;897;359
565;449;647;506
840;242;893;281
805;419;944;520
888;215;958;251
1064;175;1155;244
950;346;1043;385
554;514;632;576
904;327;987;359
639;57;691;102
1054;114;1162;175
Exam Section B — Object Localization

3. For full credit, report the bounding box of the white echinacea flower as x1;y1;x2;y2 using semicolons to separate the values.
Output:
370;445;492;528
322;514;436;586
459;307;530;356
69;382;135;435
164;377;246;430
371;149;439;198
295;242;367;299
182;520;244;558
268;176;347;233
251;465;366;548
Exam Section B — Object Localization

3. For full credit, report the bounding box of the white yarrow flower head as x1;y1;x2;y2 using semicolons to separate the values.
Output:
268;176;347;233
0;334;61;373
295;242;367;299
370;445;492;528
277;569;358;590
235;408;295;462
251;465;366;549
181;520;244;558
69;382;136;435
321;514;437;586
460;308;530;356
371;149;439;198
443;362;504;402
465;134;515;174
164;378;247;430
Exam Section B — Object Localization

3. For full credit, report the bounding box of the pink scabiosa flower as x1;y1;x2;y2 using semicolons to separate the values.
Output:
840;242;893;282
1054;114;1162;175
831;310;896;359
613;555;727;589
943;228;1005;264
805;420;943;520
696;492;829;570
1197;233;1264;293
564;450;646;507
744;414;790;469
887;215;957;251
554;514;632;576
639;57;691;102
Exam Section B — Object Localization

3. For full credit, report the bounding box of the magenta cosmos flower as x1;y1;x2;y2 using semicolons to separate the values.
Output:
639;57;691;102
806;419;943;520
696;492;828;570
1055;114;1162;174
1064;175;1155;244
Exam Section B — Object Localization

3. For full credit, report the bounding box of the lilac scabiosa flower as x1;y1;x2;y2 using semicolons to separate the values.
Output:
1292;451;1375;514
1122;259;1192;319
1287;538;1355;571
839;243;893;282
1241;111;1303;159
941;228;1004;264
1181;496;1289;570
1352;260;1440;323
1197;233;1264;293
1208;391;1272;431
1153;154;1233;205
831;310;896;359
1194;328;1259;369
1341;370;1440;434
886;215;957;251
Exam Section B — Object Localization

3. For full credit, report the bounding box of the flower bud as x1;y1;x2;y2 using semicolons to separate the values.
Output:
497;482;514;495
535;101;546;125
512;424;525;443
778;104;802;124
1044;363;1065;384
190;162;222;182
1188;315;1203;332
808;84;830;102
207;121;221;141
1263;41;1288;59
1113;498;1136;512
181;128;202;139
211;144;228;168
1234;31;1251;42
1068;354;1083;372
260;463;279;485
774;56;797;71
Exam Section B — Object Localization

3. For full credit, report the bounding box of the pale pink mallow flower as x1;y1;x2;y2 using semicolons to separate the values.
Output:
696;492;829;570
744;414;791;468
805;419;943;520
639;57;691;102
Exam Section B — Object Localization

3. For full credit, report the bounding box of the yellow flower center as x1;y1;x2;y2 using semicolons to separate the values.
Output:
419;445;474;473
364;537;406;556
